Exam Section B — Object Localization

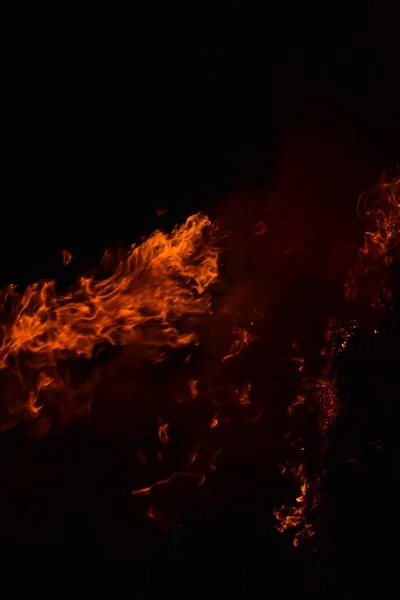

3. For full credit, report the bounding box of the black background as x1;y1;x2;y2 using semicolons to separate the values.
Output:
1;1;399;594
3;2;399;284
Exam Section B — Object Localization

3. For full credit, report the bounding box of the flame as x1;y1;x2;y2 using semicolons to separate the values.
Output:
346;166;399;308
222;327;255;362
10;389;42;419
147;504;180;531
188;379;199;399
0;213;219;429
287;395;305;416
62;249;72;266
273;463;314;547
158;420;170;445
210;414;219;428
303;318;356;435
275;169;399;547
3;168;396;547
237;382;251;405
131;444;206;497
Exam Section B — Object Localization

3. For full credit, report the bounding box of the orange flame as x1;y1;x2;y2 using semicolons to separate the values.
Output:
62;249;72;266
131;445;206;497
273;463;314;547
158;420;170;445
188;379;199;399
0;213;219;429
237;381;251;405
210;414;219;428
222;327;255;362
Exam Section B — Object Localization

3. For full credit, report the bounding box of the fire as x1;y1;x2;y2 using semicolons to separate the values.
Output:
0;213;219;430
237;382;251;405
222;327;255;362
273;463;314;547
131;444;207;497
275;167;399;546
303;317;356;435
62;249;72;266
346;166;399;308
287;395;305;416
210;414;219;428
1;167;397;549
147;504;180;532
310;168;399;438
188;379;199;399
158;419;170;444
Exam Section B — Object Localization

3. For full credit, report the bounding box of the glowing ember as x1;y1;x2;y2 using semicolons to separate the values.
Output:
304;318;356;435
